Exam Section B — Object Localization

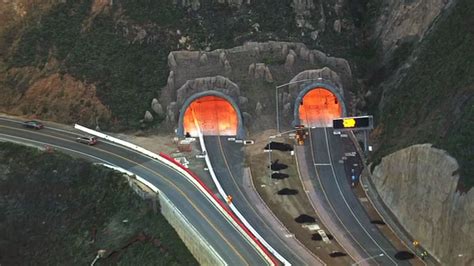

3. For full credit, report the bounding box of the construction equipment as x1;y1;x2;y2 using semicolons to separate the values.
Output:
295;125;309;145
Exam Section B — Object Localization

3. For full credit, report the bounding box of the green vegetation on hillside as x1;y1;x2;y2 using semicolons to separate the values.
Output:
2;0;365;129
0;142;197;265
371;0;474;188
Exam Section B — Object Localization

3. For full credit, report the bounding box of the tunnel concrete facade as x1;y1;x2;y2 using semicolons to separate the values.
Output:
292;82;347;127
177;90;245;139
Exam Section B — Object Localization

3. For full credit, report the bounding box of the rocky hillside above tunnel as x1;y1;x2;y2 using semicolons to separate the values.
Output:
0;0;472;186
0;0;364;130
366;0;474;189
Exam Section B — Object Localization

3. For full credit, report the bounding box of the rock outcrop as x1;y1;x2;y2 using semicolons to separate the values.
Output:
248;63;273;83
151;98;164;116
374;0;454;56
0;73;111;126
161;41;352;109
288;67;344;98
174;75;240;106
144;110;153;122
372;144;474;265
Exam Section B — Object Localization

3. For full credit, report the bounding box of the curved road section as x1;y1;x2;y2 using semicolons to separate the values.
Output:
301;127;409;265
0;117;268;265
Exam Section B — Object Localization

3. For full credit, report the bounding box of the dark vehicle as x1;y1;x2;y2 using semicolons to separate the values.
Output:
76;136;98;145
22;120;44;130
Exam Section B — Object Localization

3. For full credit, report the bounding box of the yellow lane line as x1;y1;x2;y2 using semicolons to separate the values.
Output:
0;125;251;266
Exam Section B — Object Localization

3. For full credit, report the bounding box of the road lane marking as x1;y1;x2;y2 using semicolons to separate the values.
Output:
215;136;306;265
0;125;253;266
322;127;398;265
306;127;372;261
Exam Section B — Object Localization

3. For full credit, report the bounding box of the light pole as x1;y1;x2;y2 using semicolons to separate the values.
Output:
351;253;384;265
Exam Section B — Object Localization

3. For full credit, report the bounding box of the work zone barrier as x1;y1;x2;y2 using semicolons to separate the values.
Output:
74;124;277;265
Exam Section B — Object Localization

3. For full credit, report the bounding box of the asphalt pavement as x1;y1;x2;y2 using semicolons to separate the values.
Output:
204;136;323;266
304;127;409;265
0;117;268;265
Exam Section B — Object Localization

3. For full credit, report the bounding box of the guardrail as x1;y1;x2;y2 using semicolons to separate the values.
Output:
97;163;226;265
74;124;276;265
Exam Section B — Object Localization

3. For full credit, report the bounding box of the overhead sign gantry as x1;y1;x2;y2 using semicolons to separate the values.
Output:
332;115;374;153
332;115;373;131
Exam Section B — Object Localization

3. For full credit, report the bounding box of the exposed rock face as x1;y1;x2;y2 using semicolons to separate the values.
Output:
167;52;177;68
199;53;208;65
238;96;248;107
166;102;178;124
333;19;341;33
372;144;474;265
285;53;296;70
160;41;353;131
264;66;273;83
224;59;232;74
252;63;273;82
175;76;240;107
0;73;111;126
288;67;344;98
248;63;256;77
144;110;153;122
293;0;316;29
161;41;352;107
255;101;263;116
151;98;163;116
374;0;453;56
254;63;266;79
167;71;175;91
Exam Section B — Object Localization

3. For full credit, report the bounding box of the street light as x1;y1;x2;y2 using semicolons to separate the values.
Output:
351;253;384;265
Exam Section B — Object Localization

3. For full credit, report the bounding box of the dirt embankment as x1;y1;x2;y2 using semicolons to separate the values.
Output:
0;71;112;126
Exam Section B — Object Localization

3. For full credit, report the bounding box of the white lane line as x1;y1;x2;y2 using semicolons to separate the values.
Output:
307;128;372;261
0;133;113;165
0;132;251;265
322;128;398;266
314;163;331;166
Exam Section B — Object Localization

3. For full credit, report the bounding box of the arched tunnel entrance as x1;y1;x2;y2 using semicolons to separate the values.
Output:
293;83;346;127
177;91;245;138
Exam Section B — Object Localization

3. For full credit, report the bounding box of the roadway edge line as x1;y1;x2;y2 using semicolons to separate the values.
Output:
347;131;429;265
74;124;277;266
322;128;398;265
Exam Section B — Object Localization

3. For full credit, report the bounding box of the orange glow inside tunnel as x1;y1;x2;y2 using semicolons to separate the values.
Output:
183;95;238;136
299;88;342;127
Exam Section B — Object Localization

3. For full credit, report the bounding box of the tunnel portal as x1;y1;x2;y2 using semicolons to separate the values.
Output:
181;95;240;137
293;84;346;128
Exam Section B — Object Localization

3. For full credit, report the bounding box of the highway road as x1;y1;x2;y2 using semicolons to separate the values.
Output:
204;136;322;266
0;117;269;265
303;127;409;265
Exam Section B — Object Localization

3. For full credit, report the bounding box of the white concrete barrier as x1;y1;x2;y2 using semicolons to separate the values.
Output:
197;132;291;266
98;163;226;265
74;124;276;265
187;109;289;266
